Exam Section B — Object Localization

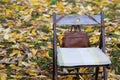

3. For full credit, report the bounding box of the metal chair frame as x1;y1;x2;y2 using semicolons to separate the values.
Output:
53;11;110;80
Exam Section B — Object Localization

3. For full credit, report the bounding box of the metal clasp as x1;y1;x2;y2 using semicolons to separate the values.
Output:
76;18;80;22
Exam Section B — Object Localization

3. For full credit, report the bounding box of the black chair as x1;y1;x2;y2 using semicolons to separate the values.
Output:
53;11;111;80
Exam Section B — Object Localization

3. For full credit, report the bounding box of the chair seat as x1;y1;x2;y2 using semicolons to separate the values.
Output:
57;47;111;67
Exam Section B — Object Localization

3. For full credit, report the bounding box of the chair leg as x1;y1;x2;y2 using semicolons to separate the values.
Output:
53;64;58;80
76;68;79;79
95;67;99;80
53;71;58;80
103;66;107;80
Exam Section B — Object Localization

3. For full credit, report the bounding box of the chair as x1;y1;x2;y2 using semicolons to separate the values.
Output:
53;11;111;80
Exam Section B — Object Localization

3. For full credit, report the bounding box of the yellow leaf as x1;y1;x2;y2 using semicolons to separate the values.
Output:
0;64;5;68
47;42;53;48
36;16;42;21
31;48;37;57
57;33;64;46
106;27;115;33
17;53;23;57
0;69;7;73
16;75;23;79
95;0;110;7
43;14;50;18
1;0;9;3
15;5;20;11
111;38;118;42
113;0;120;4
0;76;6;80
17;34;24;42
31;28;37;36
38;50;51;58
5;9;13;17
90;35;99;44
26;69;38;76
42;1;51;5
43;50;51;59
56;2;64;9
9;64;16;68
79;67;87;72
8;22;14;27
11;32;17;37
29;0;40;5
23;15;31;22
72;6;81;12
9;64;18;69
0;73;7;80
10;49;20;57
58;76;62;80
41;34;49;40
67;75;73;80
56;2;65;13
99;67;103;72
85;27;93;33
45;51;51;59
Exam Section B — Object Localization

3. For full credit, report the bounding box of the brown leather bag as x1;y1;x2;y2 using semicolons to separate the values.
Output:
62;26;90;48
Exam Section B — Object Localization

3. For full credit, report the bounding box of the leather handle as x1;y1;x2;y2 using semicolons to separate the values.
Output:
69;25;81;32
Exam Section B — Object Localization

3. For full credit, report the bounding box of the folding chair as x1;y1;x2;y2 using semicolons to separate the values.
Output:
53;11;111;80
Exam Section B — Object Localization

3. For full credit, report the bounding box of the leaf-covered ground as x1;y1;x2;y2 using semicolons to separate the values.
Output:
0;0;120;80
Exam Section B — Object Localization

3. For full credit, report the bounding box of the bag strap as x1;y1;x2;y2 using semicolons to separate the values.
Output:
69;25;81;32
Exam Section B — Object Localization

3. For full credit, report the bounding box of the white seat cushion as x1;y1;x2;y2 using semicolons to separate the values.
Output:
57;47;111;66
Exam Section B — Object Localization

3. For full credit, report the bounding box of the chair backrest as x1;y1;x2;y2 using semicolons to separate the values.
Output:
55;15;101;25
53;12;104;26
